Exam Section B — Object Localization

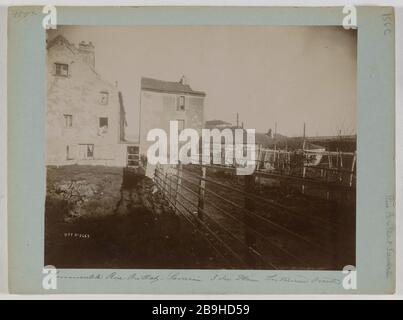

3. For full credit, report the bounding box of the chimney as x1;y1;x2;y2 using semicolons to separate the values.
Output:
179;75;188;85
266;128;272;138
78;41;95;68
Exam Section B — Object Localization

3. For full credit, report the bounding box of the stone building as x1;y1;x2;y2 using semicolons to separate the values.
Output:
46;35;138;167
139;76;206;157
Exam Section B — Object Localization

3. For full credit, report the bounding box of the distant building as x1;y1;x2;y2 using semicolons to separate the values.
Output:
204;119;233;130
46;35;139;167
139;76;206;156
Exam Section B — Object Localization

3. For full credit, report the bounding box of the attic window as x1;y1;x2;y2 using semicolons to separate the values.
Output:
55;63;69;77
99;91;109;105
177;96;185;111
64;114;72;128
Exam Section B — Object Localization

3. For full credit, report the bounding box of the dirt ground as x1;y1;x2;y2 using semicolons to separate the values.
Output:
45;165;355;270
44;165;223;269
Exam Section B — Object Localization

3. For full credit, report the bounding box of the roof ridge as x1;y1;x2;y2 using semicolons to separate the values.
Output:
141;76;206;97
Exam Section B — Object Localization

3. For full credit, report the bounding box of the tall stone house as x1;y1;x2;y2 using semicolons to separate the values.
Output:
139;76;206;159
46;35;138;167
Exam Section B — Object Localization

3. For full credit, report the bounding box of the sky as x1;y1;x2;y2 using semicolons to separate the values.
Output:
48;26;357;138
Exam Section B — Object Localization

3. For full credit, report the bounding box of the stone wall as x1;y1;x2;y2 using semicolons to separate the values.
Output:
139;90;204;156
47;38;122;166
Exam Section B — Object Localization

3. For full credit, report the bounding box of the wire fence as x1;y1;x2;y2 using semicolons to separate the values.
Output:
153;163;355;269
201;145;356;188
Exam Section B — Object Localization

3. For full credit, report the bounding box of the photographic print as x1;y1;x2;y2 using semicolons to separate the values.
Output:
7;6;395;294
44;25;357;270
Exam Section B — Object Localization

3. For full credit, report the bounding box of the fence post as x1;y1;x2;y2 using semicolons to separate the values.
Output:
154;166;158;184
197;166;206;222
155;166;161;191
174;163;183;213
173;163;183;231
301;151;306;194
168;166;173;201
256;145;262;192
349;152;356;187
164;171;168;199
244;174;257;266
256;145;261;171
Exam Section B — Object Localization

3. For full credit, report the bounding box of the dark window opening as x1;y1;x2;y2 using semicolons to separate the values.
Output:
99;117;108;128
55;63;69;77
177;96;185;111
99;91;109;105
98;117;108;135
79;144;94;159
87;144;94;158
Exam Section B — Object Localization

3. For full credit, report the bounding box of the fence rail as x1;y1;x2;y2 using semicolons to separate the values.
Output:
153;163;355;269
193;146;356;188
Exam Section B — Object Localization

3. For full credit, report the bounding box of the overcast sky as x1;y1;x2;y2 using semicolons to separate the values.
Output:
48;26;357;138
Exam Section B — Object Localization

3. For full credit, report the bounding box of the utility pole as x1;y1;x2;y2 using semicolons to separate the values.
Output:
302;122;306;194
274;121;277;150
274;121;278;166
236;113;239;128
275;122;277;138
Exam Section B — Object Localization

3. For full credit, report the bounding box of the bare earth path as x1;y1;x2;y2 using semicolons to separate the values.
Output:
45;166;222;269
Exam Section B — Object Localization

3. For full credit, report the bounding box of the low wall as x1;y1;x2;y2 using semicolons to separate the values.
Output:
46;165;124;221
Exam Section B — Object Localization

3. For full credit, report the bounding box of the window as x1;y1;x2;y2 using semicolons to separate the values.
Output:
177;96;185;111
99;117;108;128
55;63;69;77
99;91;109;105
98;117;108;135
78;144;94;159
87;144;94;158
64;114;72;128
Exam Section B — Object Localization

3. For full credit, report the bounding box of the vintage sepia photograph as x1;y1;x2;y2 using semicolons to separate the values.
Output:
44;25;357;270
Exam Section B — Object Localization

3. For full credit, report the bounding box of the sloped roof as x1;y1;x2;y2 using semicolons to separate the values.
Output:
47;35;77;53
141;77;206;97
264;137;324;150
205;120;232;127
206;120;231;126
47;35;118;88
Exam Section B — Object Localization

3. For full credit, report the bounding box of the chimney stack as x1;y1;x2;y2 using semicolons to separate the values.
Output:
78;41;95;68
179;75;188;85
